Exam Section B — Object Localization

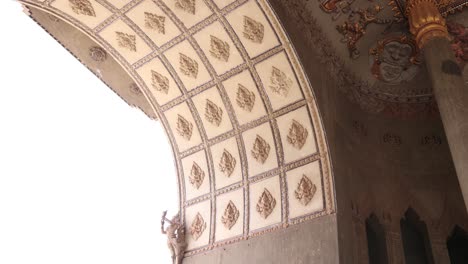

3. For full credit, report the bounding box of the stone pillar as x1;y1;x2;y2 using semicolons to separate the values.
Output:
407;0;468;211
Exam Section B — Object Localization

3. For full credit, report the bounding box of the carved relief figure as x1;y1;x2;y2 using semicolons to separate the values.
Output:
69;0;96;17
251;135;271;164
294;175;317;206
89;46;107;62
270;66;292;97
189;162;205;189
243;16;264;44
190;213;207;240
176;114;193;140
144;12;165;34
236;84;256;112
210;35;230;62
219;149;236;177
287;120;309;150
116;32;137;52
205;99;223;127
256;188;276;219
161;211;186;264
179;53;198;79
175;0;195;15
221;201;240;230
151;70;170;94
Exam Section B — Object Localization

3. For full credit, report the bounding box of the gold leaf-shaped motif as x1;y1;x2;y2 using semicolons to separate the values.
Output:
294;175;317;206
221;201;240;230
116;32;137;52
151;70;169;94
189;162;205;189
190;213;206;240
205;99;223;127
175;0;195;14
243;16;264;44
236;84;255;112
251;135;270;164
287;120;308;150
219;149;236;177
210;35;230;62
269;66;292;97
69;0;96;17
256;188;276;219
179;53;198;79
144;12;165;34
176;114;193;140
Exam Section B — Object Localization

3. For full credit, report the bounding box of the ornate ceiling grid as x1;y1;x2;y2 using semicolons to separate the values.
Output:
20;0;334;255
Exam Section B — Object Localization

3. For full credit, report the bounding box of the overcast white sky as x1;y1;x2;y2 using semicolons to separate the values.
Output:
0;1;177;263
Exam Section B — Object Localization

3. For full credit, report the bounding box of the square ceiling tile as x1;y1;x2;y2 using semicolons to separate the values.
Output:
255;52;304;111
225;0;280;59
125;0;182;47
249;175;281;232
193;21;244;75
52;0;113;29
212;0;236;9
242;122;278;177
215;188;244;242
99;19;153;64
276;106;317;163
163;0;213;29
286;161;324;220
136;57;182;105
191;86;233;139
211;137;242;190
164;102;203;152
185;199;211;250
182;149;210;200
164;40;212;91
222;70;267;126
107;0;132;9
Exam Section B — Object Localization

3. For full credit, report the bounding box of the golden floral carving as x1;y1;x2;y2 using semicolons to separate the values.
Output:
269;66;292;97
287;120;309;150
116;32;137;52
144;12;165;34
176;114;193;140
256;188;276;219
251;135;270;164
179;53;198;79
190;213;206;241
221;201;240;230
175;0;195;15
205;99;223;127
294;175;317;206
243;16;264;44
219;149;236;177
236;84;255;112
69;0;96;17
189;162;205;189
210;35;230;62
151;70;169;94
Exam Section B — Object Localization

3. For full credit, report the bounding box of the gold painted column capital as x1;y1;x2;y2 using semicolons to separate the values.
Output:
405;0;449;49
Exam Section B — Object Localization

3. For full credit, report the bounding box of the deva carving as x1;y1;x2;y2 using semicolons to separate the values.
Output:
89;46;107;62
69;0;96;17
294;175;317;206
256;188;276;219
251;135;271;164
243;16;264;44
219;149;236;177
179;53;198;79
205;99;223;127
144;12;165;34
161;211;186;264
270;66;292;97
210;35;230;62
287;120;309;150
189;162;205;189
151;70;170;94
116;32;137;52
236;84;256;112
176;114;193;140
190;213;207;241
221;201;240;230
175;0;196;15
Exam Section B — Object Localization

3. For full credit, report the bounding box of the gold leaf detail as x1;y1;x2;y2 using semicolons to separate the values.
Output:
269;66;292;97
294;175;317;206
116;32;137;52
256;188;276;219
219;149;236;177
236;84;255;112
69;0;96;17
175;0;195;15
205;99;223;127
287;120;309;150
251;135;270;164
209;35;230;62
176;114;193;140
144;12;165;34
179;53;198;79
243;16;264;44
190;213;206;240
189;162;205;189
221;201;239;230
151;70;169;94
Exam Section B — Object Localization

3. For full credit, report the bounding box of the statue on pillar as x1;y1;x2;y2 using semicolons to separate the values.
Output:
161;210;187;264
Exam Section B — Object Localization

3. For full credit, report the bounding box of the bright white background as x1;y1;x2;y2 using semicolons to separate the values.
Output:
0;1;177;263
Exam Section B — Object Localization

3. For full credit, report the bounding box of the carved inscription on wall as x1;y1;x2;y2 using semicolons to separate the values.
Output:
179;53;199;79
205;99;223;127
287;120;308;150
219;149;236;177
151;70;170;94
210;35;230;62
236;84;255;112
189;162;205;189
221;201;239;230
270;66;292;97
243;16;264;44
251;135;271;164
176;114;193;140
116;32;137;52
175;0;196;15
256;188;276;219
144;12;165;34
294;175;317;206
382;133;402;145
69;0;96;17
420;135;442;146
190;213;206;240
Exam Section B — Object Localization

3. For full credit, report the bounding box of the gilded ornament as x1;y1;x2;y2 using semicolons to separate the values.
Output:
176;114;193;141
221;201;240;230
219;149;236;177
116;32;137;52
236;84;255;112
319;0;353;20
205;99;223;127
69;0;96;17
190;213;206;241
179;53;198;79
89;46;107;62
175;0;196;15
210;35;230;62
251;135;270;164
151;70;170;94
287;120;309;150
243;16;264;44
144;12;165;34
256;188;276;219
294;175;317;206
189;162;205;189
269;66;293;97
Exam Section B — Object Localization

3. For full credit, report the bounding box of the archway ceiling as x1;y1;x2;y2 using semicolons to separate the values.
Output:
19;0;334;255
